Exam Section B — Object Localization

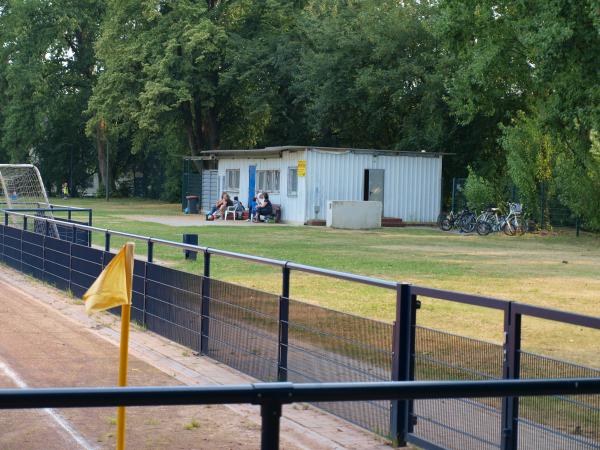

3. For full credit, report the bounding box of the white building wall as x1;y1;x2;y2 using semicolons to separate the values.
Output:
305;150;442;222
217;151;307;223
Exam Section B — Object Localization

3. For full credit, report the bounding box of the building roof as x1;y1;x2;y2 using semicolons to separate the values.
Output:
183;146;449;160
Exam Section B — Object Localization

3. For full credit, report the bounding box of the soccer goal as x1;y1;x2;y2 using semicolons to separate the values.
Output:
0;164;59;237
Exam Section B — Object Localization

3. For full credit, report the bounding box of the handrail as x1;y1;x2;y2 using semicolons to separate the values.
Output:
2;210;397;289
1;378;598;409
0;379;599;450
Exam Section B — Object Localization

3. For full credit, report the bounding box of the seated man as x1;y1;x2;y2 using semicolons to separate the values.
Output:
207;192;233;219
253;192;273;222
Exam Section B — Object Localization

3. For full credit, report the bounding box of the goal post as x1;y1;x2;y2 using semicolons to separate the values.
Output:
0;164;59;237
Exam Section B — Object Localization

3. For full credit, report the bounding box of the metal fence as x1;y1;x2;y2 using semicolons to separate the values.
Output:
1;379;600;450
0;210;599;450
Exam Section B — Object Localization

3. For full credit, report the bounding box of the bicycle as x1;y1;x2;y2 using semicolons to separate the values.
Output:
439;207;476;233
502;202;525;236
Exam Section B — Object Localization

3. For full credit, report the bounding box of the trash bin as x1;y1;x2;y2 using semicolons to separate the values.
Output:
186;195;199;214
183;234;198;260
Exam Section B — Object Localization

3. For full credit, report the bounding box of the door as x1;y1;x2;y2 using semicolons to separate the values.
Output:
364;169;384;203
248;165;256;204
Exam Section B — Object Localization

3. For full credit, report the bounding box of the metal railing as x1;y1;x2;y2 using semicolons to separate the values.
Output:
1;209;599;450
1;378;599;450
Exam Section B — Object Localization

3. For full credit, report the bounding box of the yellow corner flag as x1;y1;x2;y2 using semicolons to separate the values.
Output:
83;243;134;314
83;242;135;450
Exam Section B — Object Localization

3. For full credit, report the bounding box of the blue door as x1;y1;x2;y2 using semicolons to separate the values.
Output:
248;165;256;205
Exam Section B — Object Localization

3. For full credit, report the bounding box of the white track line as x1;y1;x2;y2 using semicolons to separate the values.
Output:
0;360;96;450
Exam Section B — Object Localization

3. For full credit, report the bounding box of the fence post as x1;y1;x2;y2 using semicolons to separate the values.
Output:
104;231;110;252
23;216;27;231
71;225;77;244
200;250;211;355
501;303;522;450
278;265;290;382
260;401;282;450
390;282;413;447
4;212;7;226
147;240;154;263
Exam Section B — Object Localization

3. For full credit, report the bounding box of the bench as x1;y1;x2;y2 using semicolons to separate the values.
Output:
242;204;281;222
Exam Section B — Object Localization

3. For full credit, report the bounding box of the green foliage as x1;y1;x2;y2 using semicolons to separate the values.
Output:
464;167;495;211
501;112;555;219
0;0;599;224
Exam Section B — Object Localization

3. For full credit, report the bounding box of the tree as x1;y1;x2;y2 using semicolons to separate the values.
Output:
0;0;103;194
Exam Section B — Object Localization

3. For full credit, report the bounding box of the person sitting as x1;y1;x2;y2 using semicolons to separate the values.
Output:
247;192;264;221
207;192;233;220
253;192;273;222
231;196;245;219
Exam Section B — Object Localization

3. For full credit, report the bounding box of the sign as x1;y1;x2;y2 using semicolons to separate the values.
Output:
298;160;306;177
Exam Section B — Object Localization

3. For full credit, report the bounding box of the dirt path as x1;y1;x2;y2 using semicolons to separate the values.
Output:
0;278;277;450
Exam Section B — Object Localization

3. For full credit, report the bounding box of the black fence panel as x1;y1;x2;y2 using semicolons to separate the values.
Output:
518;352;600;450
411;327;504;450
2;226;22;271
21;231;44;280
43;236;71;290
70;244;104;298
206;278;280;382
144;263;203;351
287;299;393;436
131;260;146;325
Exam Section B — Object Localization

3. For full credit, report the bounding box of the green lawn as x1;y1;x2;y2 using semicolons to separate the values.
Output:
62;198;600;366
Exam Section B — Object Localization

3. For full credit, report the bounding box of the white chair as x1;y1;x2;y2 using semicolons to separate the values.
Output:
224;205;238;220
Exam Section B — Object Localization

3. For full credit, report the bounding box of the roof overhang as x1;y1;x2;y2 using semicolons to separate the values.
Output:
183;146;452;160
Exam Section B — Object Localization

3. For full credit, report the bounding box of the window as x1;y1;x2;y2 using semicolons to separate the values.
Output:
287;167;298;197
257;170;280;193
225;169;240;191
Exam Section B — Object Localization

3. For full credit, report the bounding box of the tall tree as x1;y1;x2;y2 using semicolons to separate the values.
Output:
0;0;104;193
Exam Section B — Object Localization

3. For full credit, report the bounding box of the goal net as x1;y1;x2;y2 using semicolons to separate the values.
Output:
0;164;59;237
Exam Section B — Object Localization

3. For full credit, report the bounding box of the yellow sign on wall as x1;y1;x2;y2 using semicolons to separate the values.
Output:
298;160;306;177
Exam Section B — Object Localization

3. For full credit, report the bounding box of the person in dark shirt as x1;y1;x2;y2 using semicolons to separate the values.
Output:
253;192;273;222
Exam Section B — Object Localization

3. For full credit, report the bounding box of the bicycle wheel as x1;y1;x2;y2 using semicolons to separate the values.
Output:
476;221;492;236
502;218;516;236
514;217;526;235
441;218;452;231
460;214;476;233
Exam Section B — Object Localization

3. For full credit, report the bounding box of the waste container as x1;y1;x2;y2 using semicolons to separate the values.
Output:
183;234;198;260
186;195;199;214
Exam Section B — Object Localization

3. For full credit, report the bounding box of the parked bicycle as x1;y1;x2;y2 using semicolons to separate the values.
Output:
476;203;526;236
439;207;477;233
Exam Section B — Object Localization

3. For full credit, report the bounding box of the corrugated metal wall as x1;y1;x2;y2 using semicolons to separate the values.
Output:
218;151;307;223
305;150;442;222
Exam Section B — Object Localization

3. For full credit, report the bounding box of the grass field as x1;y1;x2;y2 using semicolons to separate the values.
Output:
61;198;600;366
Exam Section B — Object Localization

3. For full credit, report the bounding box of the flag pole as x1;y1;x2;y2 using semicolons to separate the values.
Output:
116;302;131;450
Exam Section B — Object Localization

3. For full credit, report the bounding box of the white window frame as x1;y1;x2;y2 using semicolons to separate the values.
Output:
287;167;298;197
225;169;240;192
257;169;280;193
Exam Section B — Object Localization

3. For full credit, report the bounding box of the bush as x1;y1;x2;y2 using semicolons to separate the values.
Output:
464;167;495;211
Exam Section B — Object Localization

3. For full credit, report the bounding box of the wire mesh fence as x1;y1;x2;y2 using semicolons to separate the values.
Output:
518;352;600;449
412;326;504;450
205;278;280;381
286;299;393;434
1;217;600;450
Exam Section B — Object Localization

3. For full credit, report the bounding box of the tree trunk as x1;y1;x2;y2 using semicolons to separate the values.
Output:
96;122;109;190
202;107;219;150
